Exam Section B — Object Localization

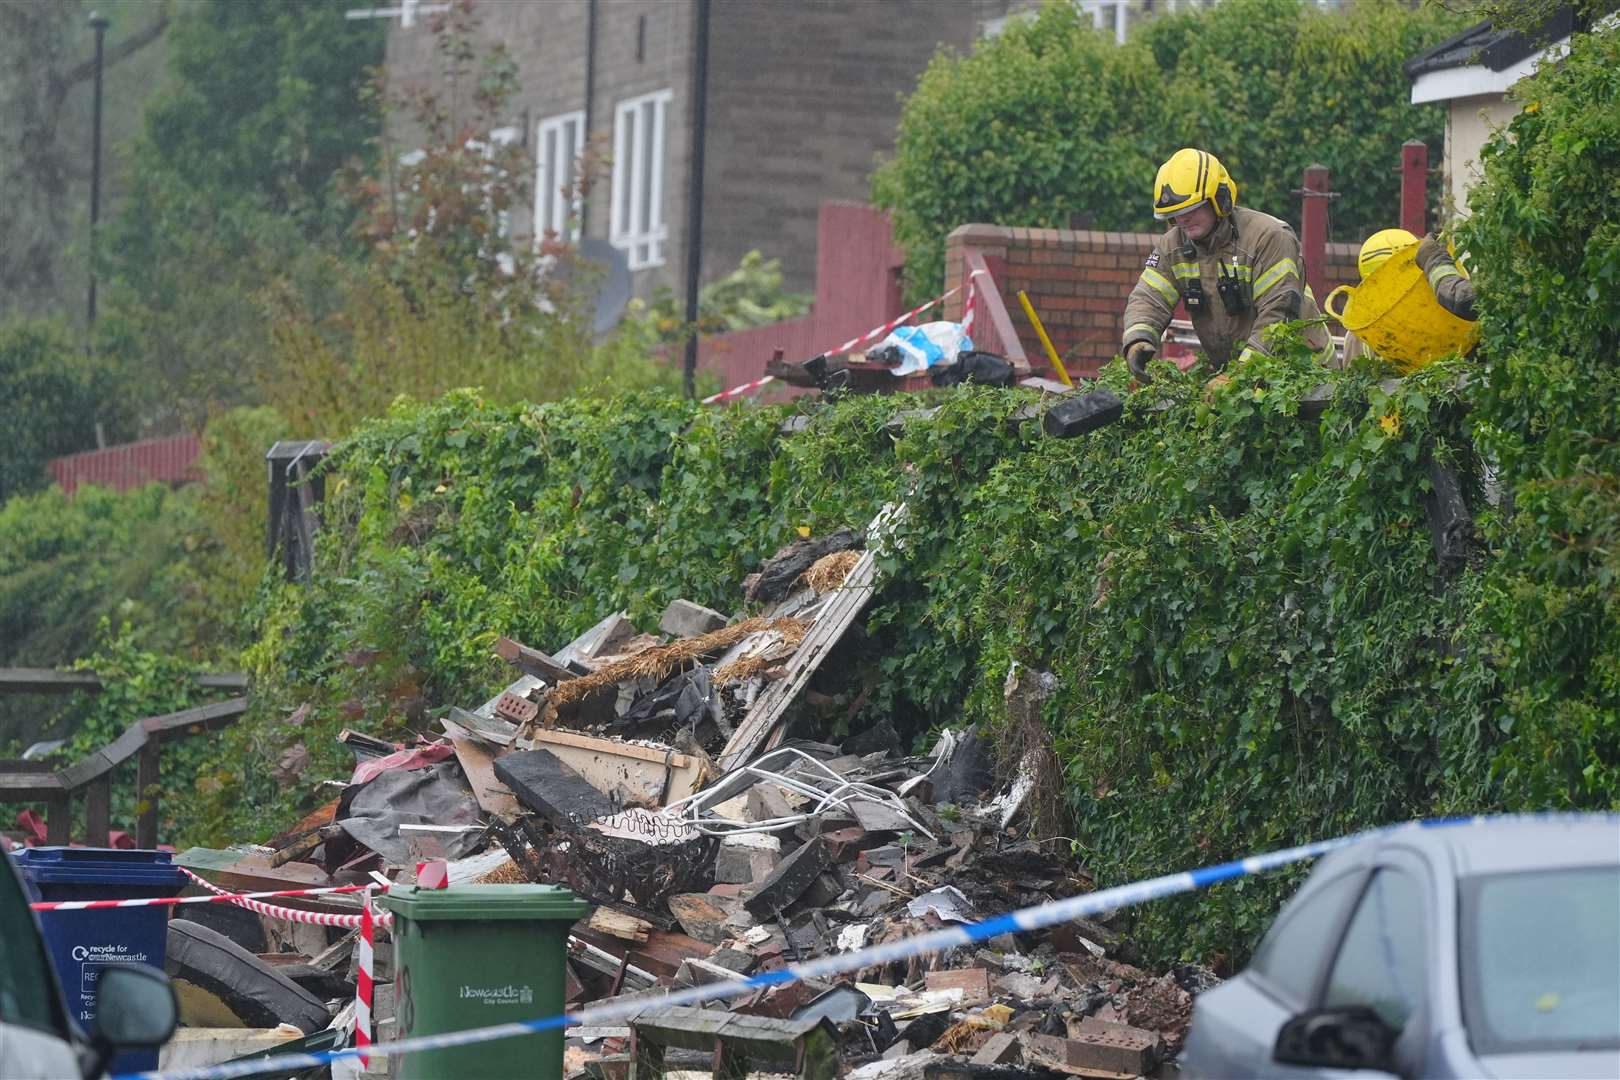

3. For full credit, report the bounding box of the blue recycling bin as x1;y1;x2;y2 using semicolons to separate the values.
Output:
14;847;186;1072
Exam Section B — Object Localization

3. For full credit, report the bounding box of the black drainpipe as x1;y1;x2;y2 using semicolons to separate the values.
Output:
581;0;597;235
681;0;710;399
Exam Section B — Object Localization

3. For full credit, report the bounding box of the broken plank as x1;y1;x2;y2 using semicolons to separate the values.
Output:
494;636;577;683
718;504;905;773
527;728;702;807
269;824;342;868
586;907;653;944
445;724;523;819
178;850;359;918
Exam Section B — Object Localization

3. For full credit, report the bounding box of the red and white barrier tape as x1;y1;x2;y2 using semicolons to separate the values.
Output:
703;279;981;406
827;282;964;357
356;890;376;1065
700;374;776;405
961;273;979;339
31;871;371;916
175;867;393;929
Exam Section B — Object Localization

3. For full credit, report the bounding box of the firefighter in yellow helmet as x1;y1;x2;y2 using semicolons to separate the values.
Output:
1122;148;1334;383
1342;228;1477;363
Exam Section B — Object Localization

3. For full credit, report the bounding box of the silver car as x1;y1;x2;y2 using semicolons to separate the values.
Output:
1181;815;1620;1079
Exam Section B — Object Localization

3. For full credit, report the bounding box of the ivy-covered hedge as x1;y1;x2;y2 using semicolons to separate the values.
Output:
205;347;1581;966
1456;23;1620;809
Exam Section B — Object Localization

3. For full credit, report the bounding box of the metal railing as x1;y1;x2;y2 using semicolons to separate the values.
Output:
1;698;248;848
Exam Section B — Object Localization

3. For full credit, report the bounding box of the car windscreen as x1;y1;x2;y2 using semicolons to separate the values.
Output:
1461;866;1620;1055
0;854;73;1039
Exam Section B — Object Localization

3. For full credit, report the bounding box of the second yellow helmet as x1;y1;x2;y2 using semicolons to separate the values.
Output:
1357;228;1419;279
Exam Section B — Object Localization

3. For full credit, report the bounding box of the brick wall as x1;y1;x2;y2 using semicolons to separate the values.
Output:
703;0;1001;293
947;224;1360;378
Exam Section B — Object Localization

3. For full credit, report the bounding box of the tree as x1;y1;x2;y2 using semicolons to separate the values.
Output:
644;251;813;345
0;319;130;501
873;0;1468;298
99;0;383;423
0;0;171;322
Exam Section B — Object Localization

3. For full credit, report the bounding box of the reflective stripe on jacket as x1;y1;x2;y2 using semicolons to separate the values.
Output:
1415;235;1477;322
1122;206;1333;371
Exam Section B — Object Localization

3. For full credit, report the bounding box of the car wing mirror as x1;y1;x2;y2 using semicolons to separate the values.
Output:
88;964;178;1075
1273;1006;1399;1074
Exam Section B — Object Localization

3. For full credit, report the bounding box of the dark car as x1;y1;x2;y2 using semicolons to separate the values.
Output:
1181;815;1620;1079
1;847;178;1078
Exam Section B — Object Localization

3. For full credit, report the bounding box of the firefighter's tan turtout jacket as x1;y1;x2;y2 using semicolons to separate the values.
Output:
1122;206;1334;371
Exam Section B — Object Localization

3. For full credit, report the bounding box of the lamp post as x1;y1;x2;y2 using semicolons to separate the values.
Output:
87;11;110;336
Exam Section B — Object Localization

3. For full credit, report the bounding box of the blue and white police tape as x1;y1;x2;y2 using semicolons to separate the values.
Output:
118;813;1612;1080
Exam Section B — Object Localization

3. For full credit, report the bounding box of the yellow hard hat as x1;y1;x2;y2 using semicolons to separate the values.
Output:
1152;148;1238;221
1357;228;1418;279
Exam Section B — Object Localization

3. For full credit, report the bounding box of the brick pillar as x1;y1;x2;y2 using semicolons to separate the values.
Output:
1300;164;1331;304
1400;141;1429;238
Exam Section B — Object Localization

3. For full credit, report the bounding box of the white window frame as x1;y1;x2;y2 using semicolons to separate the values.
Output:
534;110;586;244
610;89;672;270
484;126;520;245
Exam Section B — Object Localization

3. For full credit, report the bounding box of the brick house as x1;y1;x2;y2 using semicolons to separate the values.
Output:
364;0;1042;299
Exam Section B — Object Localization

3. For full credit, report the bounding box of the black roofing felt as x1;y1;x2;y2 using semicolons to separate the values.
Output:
1403;5;1580;79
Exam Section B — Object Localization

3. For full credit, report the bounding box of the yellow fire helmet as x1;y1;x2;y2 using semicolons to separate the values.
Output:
1152;148;1239;221
1357;228;1419;280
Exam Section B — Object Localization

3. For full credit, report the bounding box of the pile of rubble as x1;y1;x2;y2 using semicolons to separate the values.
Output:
174;516;1218;1077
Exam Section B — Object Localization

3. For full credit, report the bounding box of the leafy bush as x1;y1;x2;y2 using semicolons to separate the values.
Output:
648;251;814;344
0;319;131;501
874;0;1466;298
1456;22;1620;808
0;484;196;668
50;624;221;838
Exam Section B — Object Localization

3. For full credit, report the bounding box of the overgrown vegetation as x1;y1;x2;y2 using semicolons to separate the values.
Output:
1455;23;1620;808
0;319;132;501
100;0;383;423
873;0;1467;298
191;349;1508;967
198;25;1620;963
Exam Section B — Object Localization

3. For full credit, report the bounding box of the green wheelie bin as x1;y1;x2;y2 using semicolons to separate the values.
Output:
378;883;589;1079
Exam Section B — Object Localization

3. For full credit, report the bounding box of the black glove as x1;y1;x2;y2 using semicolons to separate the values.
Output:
1415;233;1448;272
1126;341;1156;382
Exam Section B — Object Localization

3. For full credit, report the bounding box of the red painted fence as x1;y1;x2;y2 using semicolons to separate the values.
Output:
695;202;904;394
48;434;202;496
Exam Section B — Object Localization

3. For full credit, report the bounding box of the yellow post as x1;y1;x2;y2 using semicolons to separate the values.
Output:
1017;290;1072;386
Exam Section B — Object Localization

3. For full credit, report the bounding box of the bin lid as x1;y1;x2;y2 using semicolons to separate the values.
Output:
12;847;185;887
377;883;590;922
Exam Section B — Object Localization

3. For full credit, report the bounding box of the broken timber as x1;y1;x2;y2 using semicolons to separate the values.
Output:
717;504;905;773
493;636;577;683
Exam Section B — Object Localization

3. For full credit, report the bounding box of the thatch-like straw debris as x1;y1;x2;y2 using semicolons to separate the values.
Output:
797;548;863;594
547;616;808;715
